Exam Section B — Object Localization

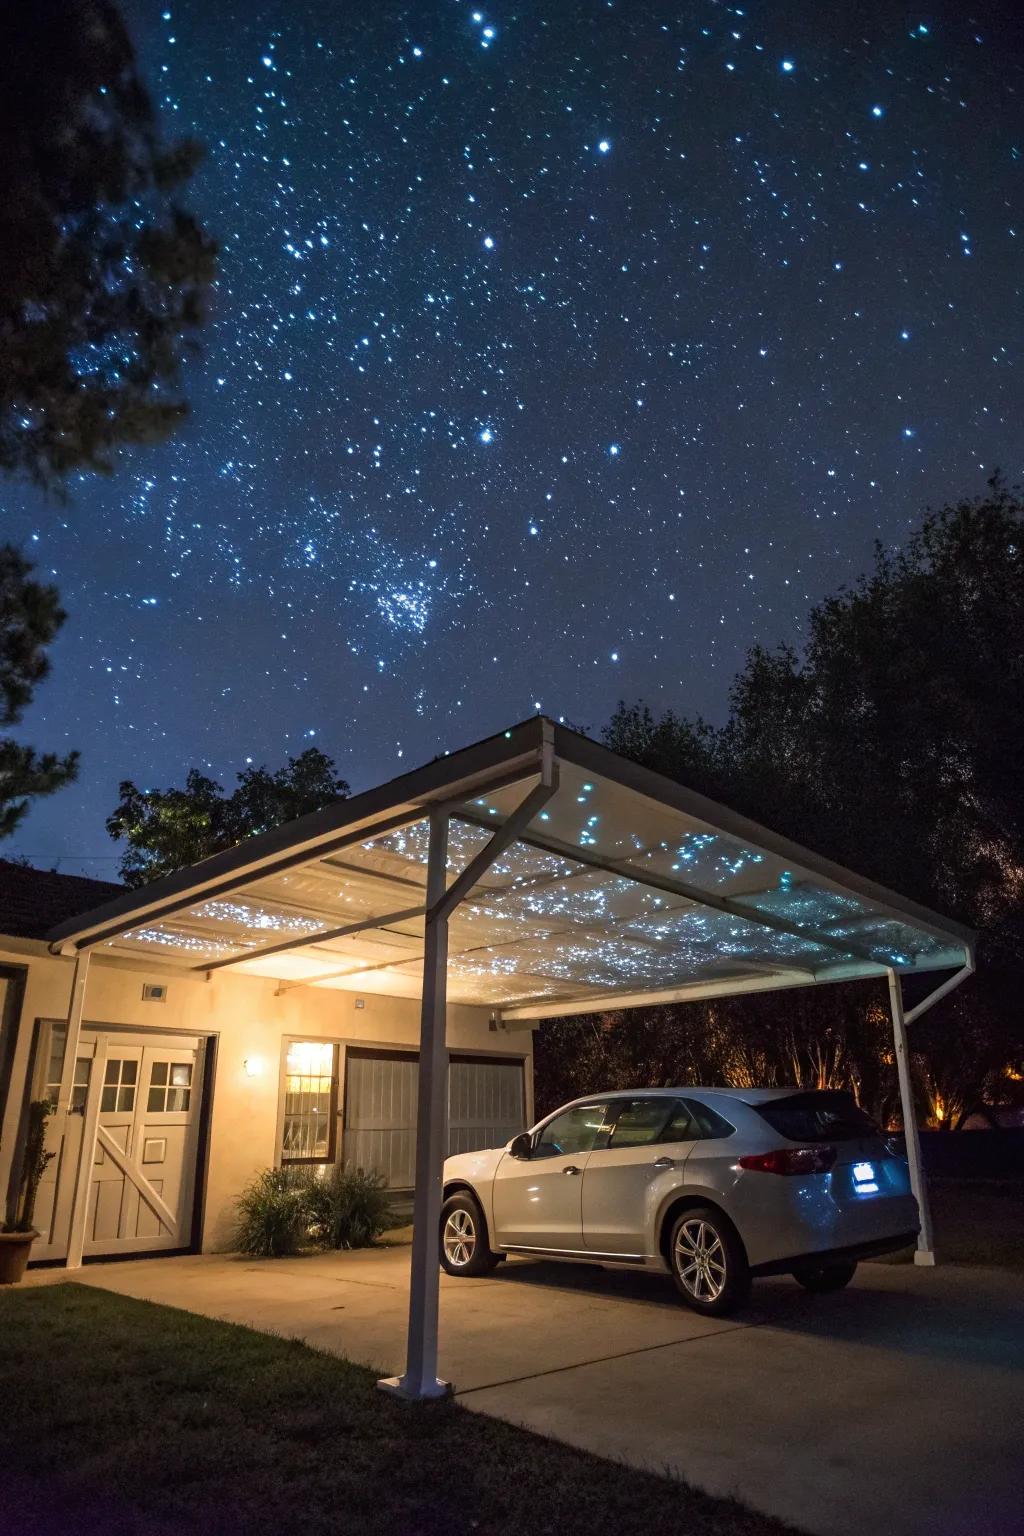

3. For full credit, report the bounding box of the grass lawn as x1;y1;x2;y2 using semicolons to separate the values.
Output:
930;1177;1024;1269
0;1284;795;1536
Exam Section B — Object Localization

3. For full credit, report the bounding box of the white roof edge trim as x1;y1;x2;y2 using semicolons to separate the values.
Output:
499;948;971;1021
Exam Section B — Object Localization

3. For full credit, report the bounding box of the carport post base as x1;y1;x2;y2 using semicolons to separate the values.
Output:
377;1375;452;1402
913;1249;936;1266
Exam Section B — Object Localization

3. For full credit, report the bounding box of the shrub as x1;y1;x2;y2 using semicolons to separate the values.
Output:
3;1099;55;1232
314;1165;391;1250
234;1167;317;1257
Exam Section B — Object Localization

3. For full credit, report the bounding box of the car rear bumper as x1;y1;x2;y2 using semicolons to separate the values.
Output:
750;1230;919;1277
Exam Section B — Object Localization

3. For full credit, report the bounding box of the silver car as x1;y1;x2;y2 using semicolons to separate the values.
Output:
439;1087;919;1314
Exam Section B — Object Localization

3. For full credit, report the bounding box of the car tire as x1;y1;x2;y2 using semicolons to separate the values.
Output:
439;1192;503;1277
668;1205;750;1316
792;1259;858;1293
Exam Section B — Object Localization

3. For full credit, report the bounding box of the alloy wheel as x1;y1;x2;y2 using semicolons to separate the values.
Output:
674;1217;727;1302
443;1208;477;1268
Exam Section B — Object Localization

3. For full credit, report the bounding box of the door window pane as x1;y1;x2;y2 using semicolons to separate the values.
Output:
71;1058;90;1112
662;1102;700;1142
148;1061;193;1112
45;1025;90;1108
46;1025;67;1097
101;1059;136;1113
533;1104;606;1159
281;1041;337;1163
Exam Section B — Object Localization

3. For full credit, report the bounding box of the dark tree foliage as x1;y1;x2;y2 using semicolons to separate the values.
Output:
0;0;216;488
0;546;79;839
606;478;1024;968
534;984;897;1124
575;479;1024;1124
107;749;350;887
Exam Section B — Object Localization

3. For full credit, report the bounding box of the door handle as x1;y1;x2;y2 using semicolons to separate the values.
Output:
653;1156;674;1169
562;1164;581;1176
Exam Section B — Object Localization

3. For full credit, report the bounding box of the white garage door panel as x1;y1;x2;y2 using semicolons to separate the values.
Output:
448;1059;526;1158
343;1050;525;1189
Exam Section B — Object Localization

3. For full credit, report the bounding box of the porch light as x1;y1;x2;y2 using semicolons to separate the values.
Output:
243;1056;263;1077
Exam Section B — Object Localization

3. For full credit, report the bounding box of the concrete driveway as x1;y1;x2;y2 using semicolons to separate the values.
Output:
30;1243;1023;1536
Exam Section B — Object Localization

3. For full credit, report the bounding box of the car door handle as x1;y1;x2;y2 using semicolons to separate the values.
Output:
653;1156;674;1169
562;1164;581;1176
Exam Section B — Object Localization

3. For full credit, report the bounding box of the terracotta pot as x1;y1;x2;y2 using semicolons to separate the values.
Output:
0;1229;38;1285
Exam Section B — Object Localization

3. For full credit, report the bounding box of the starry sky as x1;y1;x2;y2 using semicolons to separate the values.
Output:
5;0;1023;876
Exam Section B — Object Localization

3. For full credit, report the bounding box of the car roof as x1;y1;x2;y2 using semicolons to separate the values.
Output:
563;1086;809;1105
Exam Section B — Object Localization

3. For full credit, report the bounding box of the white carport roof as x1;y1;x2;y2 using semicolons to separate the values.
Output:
48;716;974;1400
49;716;972;1006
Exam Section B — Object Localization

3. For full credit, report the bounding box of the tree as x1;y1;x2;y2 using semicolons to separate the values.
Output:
107;749;350;886
534;984;897;1125
606;477;1024;966
0;0;216;489
592;478;1024;1122
0;546;78;839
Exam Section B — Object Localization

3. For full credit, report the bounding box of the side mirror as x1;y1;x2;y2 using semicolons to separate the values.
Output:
508;1132;532;1160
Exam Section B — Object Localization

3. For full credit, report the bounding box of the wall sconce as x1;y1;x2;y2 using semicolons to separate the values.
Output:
243;1056;263;1078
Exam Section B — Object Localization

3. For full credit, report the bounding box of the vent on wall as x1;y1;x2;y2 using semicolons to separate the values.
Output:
142;983;168;1003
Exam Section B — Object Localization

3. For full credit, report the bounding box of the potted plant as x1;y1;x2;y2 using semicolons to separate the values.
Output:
0;1099;55;1284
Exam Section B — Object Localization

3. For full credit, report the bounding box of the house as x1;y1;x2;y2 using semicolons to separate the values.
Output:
0;859;530;1265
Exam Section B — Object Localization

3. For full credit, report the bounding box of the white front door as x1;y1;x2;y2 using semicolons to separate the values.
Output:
33;1029;206;1262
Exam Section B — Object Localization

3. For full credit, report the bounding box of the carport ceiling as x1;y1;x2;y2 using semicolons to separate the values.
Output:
49;718;973;1015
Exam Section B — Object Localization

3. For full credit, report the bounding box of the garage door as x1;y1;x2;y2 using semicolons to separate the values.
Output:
33;1027;207;1262
342;1049;525;1190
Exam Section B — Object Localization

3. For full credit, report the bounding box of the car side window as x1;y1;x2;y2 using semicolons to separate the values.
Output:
606;1098;675;1148
661;1100;700;1142
683;1098;736;1140
533;1104;607;1159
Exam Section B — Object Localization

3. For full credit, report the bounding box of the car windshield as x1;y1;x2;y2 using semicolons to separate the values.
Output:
750;1091;880;1143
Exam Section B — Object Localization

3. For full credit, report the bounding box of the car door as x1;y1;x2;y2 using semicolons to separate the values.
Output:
582;1098;701;1255
492;1102;609;1251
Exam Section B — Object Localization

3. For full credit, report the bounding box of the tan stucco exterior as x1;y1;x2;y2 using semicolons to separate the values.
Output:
0;938;533;1257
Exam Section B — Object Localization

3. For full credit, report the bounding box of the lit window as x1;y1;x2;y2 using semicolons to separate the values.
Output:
281;1041;337;1163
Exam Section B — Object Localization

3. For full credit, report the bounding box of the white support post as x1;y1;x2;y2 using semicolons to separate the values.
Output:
60;950;96;1270
379;810;452;1400
888;969;936;1266
55;949;91;1118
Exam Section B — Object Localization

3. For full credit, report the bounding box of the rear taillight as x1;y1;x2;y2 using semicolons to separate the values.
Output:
739;1145;837;1176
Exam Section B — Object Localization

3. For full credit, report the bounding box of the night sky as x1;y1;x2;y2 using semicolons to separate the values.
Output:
6;1;1023;876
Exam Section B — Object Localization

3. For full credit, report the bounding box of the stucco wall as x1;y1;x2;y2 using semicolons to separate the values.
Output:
0;939;533;1255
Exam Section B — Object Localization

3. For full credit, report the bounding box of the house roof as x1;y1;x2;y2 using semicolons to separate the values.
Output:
0;859;123;941
45;718;973;1017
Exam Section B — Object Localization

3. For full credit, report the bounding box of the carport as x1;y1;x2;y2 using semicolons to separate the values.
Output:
48;717;974;1400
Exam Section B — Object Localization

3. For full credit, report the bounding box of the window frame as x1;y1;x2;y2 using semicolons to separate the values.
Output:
277;1038;340;1166
601;1095;708;1148
602;1096;677;1148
